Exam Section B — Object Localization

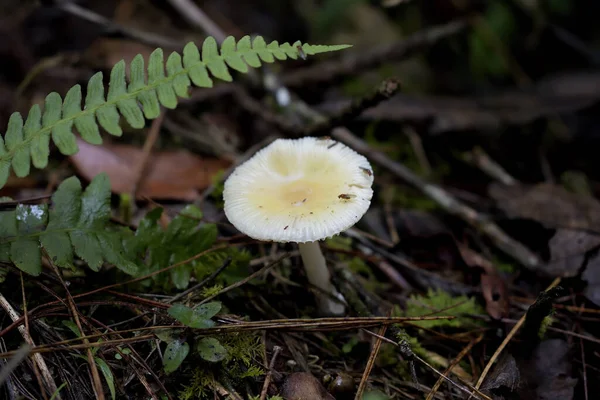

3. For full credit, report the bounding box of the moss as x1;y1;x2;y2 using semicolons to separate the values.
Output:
400;288;485;329
538;314;555;339
178;331;264;399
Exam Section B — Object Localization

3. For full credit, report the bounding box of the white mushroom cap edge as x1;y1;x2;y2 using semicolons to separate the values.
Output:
223;137;374;243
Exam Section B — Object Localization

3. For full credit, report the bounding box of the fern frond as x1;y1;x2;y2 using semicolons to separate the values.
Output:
0;36;351;189
0;174;137;275
126;205;218;290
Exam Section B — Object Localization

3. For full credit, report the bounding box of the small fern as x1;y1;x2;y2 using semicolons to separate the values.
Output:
0;36;350;189
0;174;224;279
125;205;218;290
0;173;137;276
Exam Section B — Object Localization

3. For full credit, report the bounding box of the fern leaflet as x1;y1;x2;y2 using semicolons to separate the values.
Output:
0;36;351;189
0;173;137;275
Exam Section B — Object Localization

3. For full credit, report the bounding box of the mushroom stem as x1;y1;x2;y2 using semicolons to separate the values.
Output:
297;241;346;316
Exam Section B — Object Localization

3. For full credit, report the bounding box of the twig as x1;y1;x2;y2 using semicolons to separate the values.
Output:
20;272;51;400
463;147;516;185
166;0;226;42
48;260;105;400
426;334;484;400
363;330;492;400
198;253;291;305
259;345;283;400
56;2;181;49
166;257;233;304
0;291;58;399
471;277;562;397
355;319;389;399
304;78;401;136
580;336;589;400
405;126;432;176
281;20;467;87
130;111;166;199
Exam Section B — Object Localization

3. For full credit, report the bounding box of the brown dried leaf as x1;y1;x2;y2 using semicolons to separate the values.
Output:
489;183;600;231
519;339;577;400
480;272;509;319
70;138;230;201
459;245;509;319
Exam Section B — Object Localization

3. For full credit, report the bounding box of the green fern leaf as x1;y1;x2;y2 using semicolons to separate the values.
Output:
0;36;351;189
0;174;138;276
127;205;218;290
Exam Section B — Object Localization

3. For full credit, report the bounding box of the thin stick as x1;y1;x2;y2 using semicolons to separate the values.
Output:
21;272;50;400
471;277;562;397
426;334;484;400
355;321;388;399
57;2;181;49
363;330;492;400
259;345;283;400
131;111;165;199
48;261;105;400
167;0;226;43
198;253;291;305
167;257;233;304
463;147;516;185
0;291;58;399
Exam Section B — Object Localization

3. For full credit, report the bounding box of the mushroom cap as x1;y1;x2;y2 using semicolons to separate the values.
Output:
223;137;374;243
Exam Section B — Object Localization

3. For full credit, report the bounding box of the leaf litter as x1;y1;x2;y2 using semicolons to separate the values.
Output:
1;1;600;400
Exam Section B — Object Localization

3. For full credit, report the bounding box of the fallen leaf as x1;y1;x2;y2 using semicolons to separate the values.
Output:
458;245;510;319
545;229;600;277
480;272;509;319
489;183;600;231
582;251;600;306
519;339;577;400
481;353;520;393
483;340;577;400
70;138;230;201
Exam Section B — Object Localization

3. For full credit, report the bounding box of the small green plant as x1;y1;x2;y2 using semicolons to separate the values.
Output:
162;301;228;373
126;205;217;290
401;288;484;329
0;173;136;275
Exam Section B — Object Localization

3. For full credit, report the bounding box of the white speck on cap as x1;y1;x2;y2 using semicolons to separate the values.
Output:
223;137;374;243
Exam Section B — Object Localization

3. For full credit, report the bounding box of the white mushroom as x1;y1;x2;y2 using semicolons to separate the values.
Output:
223;137;374;315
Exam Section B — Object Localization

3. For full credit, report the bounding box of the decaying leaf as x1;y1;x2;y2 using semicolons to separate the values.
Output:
582;251;600;306
489;183;600;231
519;339;577;400
480;272;509;319
70;138;230;200
458;245;510;319
490;183;600;277
545;229;600;277
482;340;576;400
481;353;520;393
